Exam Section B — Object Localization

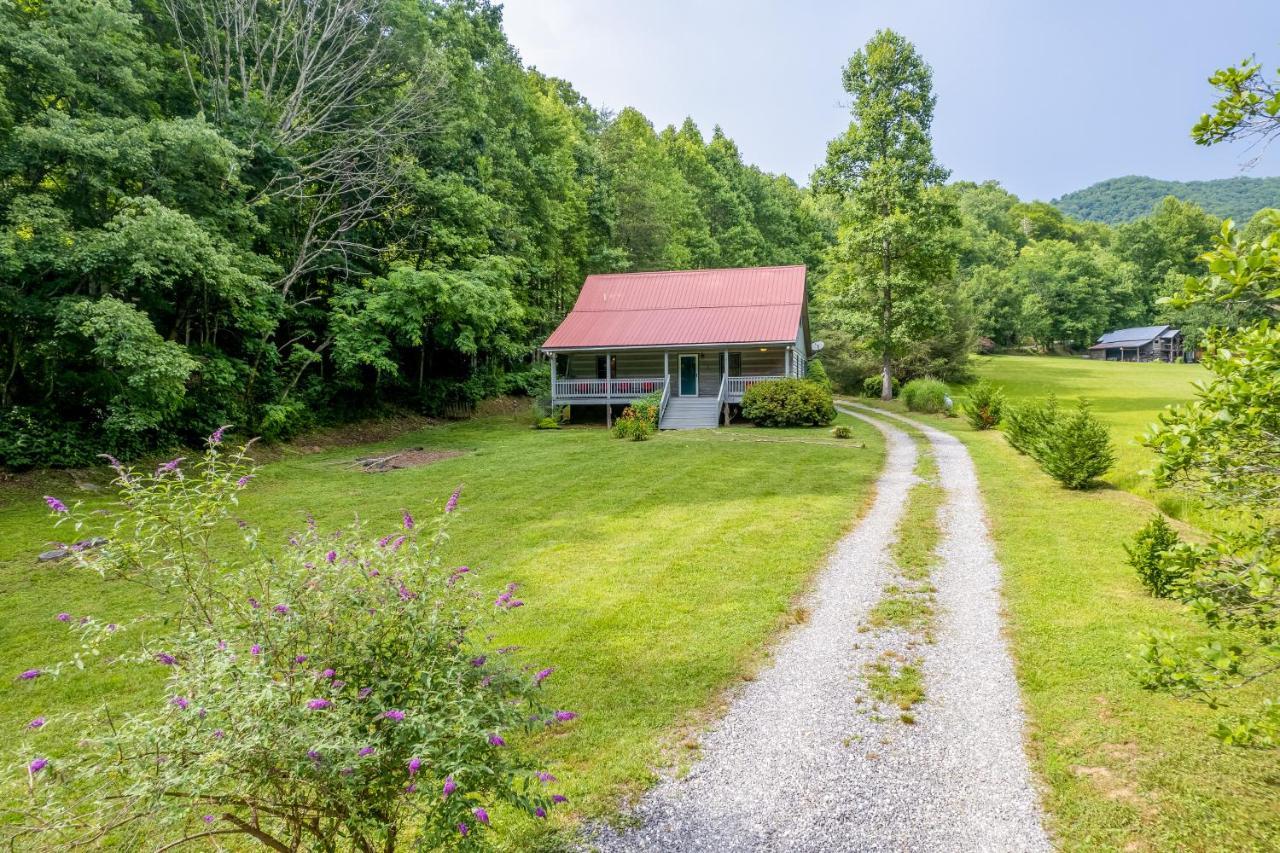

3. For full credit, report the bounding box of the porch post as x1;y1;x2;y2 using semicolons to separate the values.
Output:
664;351;669;392
605;350;612;428
722;350;729;426
549;352;557;403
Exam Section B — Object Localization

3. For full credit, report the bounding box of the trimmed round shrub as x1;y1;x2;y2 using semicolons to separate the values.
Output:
901;378;950;413
1125;514;1183;597
862;374;900;398
741;378;836;427
831;425;853;439
963;381;1005;430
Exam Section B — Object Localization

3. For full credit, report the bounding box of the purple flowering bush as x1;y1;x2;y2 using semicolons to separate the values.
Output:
12;432;572;849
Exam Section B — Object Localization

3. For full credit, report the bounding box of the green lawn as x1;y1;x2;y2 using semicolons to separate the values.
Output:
863;395;1280;851
969;355;1206;521
0;413;884;846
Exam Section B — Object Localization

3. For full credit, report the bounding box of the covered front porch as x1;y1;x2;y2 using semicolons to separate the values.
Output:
546;344;803;422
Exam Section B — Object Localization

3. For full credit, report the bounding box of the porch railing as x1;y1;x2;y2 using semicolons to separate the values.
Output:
726;374;786;399
552;377;666;400
659;376;671;421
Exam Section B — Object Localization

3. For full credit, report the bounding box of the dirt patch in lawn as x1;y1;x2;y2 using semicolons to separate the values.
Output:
351;448;466;473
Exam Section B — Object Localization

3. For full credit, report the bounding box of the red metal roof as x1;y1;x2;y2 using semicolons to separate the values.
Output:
543;265;806;349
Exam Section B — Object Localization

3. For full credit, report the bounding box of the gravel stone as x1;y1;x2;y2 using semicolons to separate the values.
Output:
587;405;1049;852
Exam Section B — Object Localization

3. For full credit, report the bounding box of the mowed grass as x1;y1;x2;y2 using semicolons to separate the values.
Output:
862;397;1280;851
968;355;1206;521
0;412;883;844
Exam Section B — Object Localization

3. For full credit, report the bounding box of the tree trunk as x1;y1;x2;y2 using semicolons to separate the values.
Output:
880;234;893;401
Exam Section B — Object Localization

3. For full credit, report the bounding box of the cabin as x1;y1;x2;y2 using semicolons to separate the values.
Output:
541;265;810;429
1087;325;1185;362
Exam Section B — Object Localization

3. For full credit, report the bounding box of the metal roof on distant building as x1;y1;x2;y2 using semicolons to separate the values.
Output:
1089;325;1177;350
542;265;806;350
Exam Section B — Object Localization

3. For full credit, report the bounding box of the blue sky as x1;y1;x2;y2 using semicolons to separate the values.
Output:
501;0;1280;201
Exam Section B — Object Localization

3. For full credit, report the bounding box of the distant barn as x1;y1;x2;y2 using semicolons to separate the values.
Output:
1088;325;1185;363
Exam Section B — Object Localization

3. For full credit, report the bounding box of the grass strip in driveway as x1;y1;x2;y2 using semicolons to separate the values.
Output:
861;399;1280;852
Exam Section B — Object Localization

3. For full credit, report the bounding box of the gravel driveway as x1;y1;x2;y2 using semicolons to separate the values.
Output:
589;405;1049;852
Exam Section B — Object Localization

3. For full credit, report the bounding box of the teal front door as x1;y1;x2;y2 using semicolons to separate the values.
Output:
679;354;698;396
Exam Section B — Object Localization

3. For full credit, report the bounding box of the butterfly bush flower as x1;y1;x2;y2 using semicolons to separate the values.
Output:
28;758;47;774
357;687;373;699
445;485;461;513
447;566;470;585
250;644;261;656
19;669;41;680
443;775;457;797
534;667;554;685
27;717;45;730
209;425;229;445
552;794;568;804
402;509;414;530
236;474;253;488
325;550;337;564
488;733;505;747
155;652;177;666
172;696;189;710
273;604;289;615
308;750;322;762
358;746;375;757
203;815;215;824
248;597;260;609
383;709;405;722
553;711;577;722
537;771;557;784
306;699;331;710
405;783;417;794
322;668;335;678
535;807;547;818
457;824;469;837
212;729;225;739
470;656;486;668
473;807;489;826
408;757;421;776
43;496;68;514
56;613;71;623
157;458;184;474
295;654;308;664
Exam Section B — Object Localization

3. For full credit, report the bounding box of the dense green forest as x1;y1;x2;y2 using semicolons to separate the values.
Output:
0;1;1271;468
1054;174;1280;223
0;0;826;467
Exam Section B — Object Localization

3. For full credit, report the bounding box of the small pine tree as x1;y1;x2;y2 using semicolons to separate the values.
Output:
963;381;1005;430
1037;402;1115;489
1125;514;1183;597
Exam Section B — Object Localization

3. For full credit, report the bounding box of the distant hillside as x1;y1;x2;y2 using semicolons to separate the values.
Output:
1053;175;1280;224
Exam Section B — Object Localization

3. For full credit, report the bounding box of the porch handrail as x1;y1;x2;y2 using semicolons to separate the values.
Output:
659;376;670;421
